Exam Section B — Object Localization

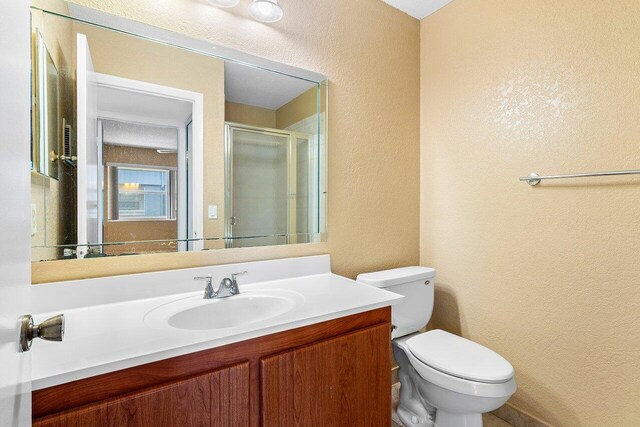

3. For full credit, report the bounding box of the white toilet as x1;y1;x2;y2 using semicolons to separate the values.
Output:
357;267;516;427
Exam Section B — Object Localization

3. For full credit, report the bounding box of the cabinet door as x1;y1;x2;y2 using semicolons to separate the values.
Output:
34;362;249;427
260;323;391;427
211;362;250;427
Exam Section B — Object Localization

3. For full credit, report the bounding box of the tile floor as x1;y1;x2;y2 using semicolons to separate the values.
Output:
392;413;513;427
483;413;515;427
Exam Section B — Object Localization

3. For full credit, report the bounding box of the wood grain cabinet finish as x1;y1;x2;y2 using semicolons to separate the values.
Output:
261;324;391;427
34;362;249;427
33;308;391;427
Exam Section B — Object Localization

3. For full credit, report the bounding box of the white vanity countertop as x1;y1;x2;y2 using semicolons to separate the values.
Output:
31;255;403;390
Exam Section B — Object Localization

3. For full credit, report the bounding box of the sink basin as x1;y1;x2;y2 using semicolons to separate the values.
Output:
145;289;304;331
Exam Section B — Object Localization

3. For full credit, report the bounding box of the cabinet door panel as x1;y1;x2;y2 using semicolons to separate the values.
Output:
212;361;250;427
260;323;391;427
35;362;250;427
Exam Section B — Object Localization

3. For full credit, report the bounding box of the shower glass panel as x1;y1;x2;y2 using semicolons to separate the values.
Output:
229;127;289;247
295;136;310;241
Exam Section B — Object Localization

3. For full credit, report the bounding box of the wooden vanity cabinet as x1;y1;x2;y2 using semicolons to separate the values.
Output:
33;307;391;427
33;364;249;427
261;324;390;427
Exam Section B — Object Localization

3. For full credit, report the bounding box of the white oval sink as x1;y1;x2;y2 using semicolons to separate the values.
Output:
145;289;304;331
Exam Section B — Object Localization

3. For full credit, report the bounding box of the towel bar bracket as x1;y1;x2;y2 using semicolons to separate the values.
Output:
524;173;541;186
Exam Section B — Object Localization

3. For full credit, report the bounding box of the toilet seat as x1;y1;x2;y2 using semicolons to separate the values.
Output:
393;333;517;398
406;329;514;383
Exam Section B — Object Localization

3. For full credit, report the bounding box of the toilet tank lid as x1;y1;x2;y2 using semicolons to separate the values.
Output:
356;266;435;288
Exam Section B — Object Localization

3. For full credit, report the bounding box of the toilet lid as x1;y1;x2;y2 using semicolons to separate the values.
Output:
406;330;514;383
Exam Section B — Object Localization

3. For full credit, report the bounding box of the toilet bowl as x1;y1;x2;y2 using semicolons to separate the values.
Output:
357;267;516;427
393;331;516;426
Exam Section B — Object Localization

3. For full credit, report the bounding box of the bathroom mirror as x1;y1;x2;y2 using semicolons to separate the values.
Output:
30;2;327;262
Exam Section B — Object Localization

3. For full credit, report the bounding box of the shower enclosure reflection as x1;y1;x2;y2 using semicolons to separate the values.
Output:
225;124;319;247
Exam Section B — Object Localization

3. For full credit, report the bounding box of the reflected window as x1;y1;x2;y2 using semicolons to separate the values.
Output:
108;165;176;221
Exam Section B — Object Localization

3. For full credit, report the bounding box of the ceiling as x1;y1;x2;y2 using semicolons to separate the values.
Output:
97;85;193;126
224;61;317;111
381;0;454;19
97;86;192;150
102;120;179;151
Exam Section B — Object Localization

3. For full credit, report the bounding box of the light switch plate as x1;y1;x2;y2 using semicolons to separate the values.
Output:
208;205;218;220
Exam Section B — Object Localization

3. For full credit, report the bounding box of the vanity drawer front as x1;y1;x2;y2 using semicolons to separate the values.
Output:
33;362;249;427
260;323;391;427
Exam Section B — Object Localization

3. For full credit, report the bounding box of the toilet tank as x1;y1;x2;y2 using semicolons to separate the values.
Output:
357;266;435;338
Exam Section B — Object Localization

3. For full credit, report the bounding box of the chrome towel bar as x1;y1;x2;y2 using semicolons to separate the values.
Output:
520;169;640;186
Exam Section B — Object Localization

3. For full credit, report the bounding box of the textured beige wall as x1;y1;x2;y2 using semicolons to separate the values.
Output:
421;1;640;425
33;0;420;283
276;87;318;130
225;101;276;128
225;89;320;130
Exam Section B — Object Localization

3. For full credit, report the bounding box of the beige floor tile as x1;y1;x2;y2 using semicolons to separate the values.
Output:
484;412;514;427
392;413;513;427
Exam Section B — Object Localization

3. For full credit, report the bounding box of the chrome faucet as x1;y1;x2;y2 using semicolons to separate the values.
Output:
194;271;247;299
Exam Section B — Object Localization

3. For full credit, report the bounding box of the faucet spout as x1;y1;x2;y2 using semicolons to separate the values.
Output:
214;277;238;298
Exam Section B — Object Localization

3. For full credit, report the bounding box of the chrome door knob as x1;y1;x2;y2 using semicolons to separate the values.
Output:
20;314;65;352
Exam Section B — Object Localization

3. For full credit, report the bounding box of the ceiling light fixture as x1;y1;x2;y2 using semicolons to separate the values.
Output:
248;0;283;23
207;0;240;8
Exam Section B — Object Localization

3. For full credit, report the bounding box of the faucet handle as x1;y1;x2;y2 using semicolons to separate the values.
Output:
194;274;213;283
227;271;247;295
194;274;215;299
231;271;248;280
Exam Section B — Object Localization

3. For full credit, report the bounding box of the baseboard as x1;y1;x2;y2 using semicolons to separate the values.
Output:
492;402;553;427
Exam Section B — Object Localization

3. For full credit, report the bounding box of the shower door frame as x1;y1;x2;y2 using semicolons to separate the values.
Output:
224;122;312;248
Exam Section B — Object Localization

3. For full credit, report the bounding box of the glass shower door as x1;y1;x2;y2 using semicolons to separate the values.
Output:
227;127;290;247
